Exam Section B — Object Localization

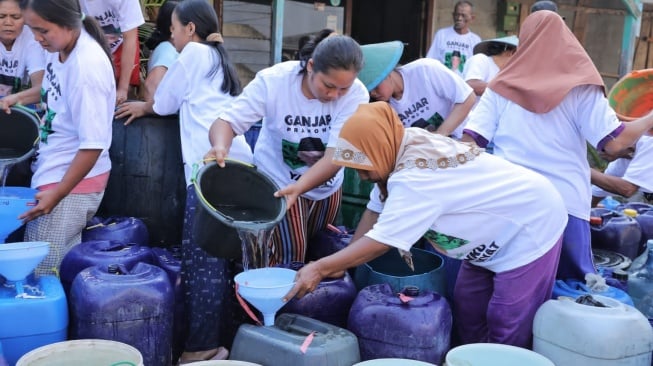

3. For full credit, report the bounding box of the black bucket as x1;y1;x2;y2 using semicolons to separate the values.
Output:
0;105;40;163
192;160;286;259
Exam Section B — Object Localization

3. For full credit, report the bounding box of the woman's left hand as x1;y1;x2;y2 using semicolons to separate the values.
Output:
115;101;148;125
283;261;325;301
18;188;65;222
274;183;301;209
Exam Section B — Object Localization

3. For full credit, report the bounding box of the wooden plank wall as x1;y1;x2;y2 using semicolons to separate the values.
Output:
632;5;653;71
222;1;273;86
513;0;627;88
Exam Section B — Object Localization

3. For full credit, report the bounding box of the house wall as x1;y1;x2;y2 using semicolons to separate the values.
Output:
429;0;630;88
217;0;632;88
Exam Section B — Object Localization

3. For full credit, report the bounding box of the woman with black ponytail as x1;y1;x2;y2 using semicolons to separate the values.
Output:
118;0;253;363
207;32;369;266
19;0;115;276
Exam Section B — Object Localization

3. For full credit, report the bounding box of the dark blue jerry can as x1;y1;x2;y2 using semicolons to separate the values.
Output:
82;216;149;246
590;208;642;259
59;240;154;296
69;262;173;366
347;283;452;365
306;226;352;262
279;262;357;328
151;246;185;362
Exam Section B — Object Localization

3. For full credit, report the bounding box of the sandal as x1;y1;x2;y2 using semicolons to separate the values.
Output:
176;347;229;365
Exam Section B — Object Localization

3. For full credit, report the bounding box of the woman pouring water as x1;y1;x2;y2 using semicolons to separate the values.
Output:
119;0;253;362
206;34;369;265
283;102;568;349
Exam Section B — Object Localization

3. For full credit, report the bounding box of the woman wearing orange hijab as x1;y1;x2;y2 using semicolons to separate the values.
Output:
284;102;568;349
463;10;653;281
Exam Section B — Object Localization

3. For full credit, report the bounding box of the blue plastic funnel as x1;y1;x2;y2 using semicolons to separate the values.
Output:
235;267;296;326
0;241;49;282
0;187;37;243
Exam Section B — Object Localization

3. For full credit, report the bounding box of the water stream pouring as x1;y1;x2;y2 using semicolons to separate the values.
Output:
0;187;38;243
0;241;49;295
192;160;286;264
234;267;296;326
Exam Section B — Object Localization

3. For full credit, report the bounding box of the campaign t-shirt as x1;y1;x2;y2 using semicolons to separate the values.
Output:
219;61;370;200
425;26;481;75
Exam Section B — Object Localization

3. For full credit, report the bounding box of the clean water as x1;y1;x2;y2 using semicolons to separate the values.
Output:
0;161;9;188
218;204;278;270
236;222;274;270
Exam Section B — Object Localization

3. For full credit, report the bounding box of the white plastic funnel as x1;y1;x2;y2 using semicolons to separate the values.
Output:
0;241;49;281
0;187;37;243
234;267;296;326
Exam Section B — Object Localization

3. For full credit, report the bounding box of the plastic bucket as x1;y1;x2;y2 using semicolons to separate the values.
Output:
338;167;374;229
0;105;39;164
16;339;143;366
189;362;262;366
445;343;554;366
354;246;446;295
608;68;653;121
354;359;435;366
192;160;286;259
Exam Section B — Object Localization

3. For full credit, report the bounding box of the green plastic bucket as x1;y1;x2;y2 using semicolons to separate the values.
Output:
338;168;374;229
608;68;653;121
16;339;143;366
354;246;446;295
192;160;286;259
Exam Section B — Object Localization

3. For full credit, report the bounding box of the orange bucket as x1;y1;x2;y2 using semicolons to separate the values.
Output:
608;68;653;121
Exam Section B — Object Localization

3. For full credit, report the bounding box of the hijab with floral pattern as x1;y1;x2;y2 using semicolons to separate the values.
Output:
488;10;604;113
333;102;481;200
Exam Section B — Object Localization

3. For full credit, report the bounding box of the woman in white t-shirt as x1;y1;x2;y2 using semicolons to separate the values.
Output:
284;102;567;349
591;135;653;205
207;34;369;265
78;0;144;104
19;0;116;276
463;11;653;281
463;35;518;101
140;0;178;102
358;41;475;137
0;0;45;111
119;0;252;363
458;35;518;147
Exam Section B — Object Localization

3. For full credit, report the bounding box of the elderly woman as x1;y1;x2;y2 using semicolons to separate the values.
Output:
284;102;568;348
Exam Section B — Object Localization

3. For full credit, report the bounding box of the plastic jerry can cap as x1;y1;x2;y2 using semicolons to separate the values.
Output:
623;208;638;218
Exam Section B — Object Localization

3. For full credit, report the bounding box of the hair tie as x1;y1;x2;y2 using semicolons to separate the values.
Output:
206;33;224;44
80;12;86;21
